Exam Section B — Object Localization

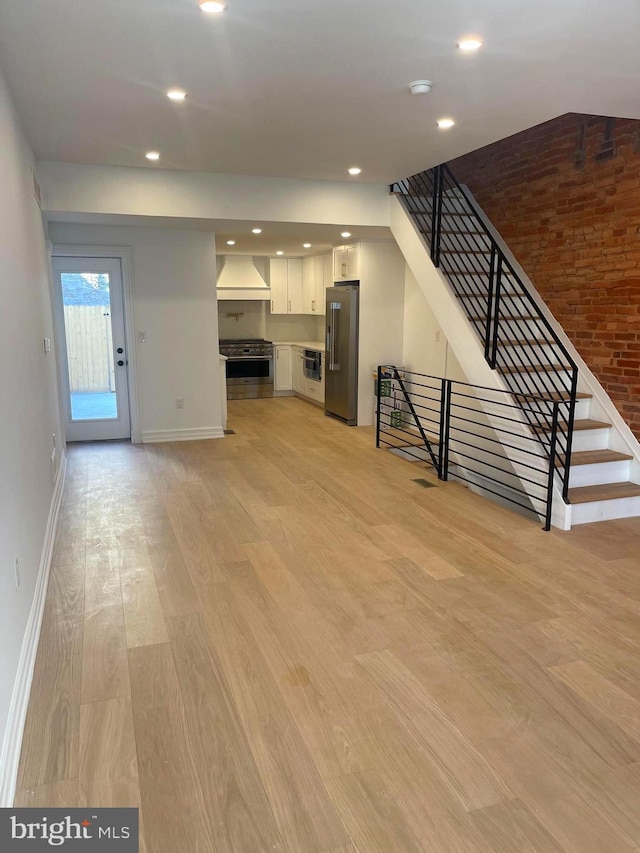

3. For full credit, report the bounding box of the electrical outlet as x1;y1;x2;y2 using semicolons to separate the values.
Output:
14;557;20;590
435;330;441;343
43;337;51;353
176;397;184;409
138;330;147;343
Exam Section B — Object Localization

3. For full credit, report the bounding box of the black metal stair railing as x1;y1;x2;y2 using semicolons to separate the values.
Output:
376;366;562;531
391;164;578;504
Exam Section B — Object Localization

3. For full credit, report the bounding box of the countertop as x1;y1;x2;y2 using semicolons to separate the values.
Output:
272;341;325;350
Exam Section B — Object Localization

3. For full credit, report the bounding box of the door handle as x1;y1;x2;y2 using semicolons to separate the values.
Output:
329;302;340;370
116;347;124;354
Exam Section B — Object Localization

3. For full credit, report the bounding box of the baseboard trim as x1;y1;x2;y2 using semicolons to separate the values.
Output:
0;451;67;807
141;427;225;443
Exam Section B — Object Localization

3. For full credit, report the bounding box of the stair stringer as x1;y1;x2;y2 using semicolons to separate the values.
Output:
458;185;640;498
390;194;570;530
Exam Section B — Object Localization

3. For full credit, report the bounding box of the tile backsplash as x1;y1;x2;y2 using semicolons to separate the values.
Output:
218;301;324;343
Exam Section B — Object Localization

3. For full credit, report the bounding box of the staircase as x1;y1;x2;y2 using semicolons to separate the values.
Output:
389;164;640;527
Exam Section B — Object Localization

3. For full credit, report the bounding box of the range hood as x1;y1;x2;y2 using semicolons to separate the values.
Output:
217;255;270;301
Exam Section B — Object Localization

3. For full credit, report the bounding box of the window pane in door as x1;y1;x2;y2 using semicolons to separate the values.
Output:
61;272;118;421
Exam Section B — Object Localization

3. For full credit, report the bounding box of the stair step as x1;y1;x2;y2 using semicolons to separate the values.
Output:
439;229;487;237
531;418;611;435
499;339;549;347
456;291;526;299
446;270;516;278
467;314;537;322
568;481;640;504
563;449;633;466
500;364;565;375
520;390;592;402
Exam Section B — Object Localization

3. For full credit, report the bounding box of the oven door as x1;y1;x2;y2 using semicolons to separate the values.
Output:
302;349;322;381
226;356;274;399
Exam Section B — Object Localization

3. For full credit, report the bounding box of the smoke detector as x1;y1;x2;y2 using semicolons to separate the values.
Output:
409;80;433;95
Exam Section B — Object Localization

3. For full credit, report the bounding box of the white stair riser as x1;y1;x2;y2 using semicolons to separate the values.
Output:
570;427;611;452
569;459;631;488
571;494;640;525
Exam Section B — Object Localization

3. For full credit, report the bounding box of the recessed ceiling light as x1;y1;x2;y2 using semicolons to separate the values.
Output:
458;38;483;51
348;167;362;176
251;228;262;234
167;89;187;101
303;243;312;249
199;1;226;12
437;118;455;129
341;231;352;238
276;250;284;256
226;240;236;245
145;151;160;160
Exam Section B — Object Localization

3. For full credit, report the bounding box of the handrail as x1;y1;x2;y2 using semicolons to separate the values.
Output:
376;365;561;530
391;163;578;504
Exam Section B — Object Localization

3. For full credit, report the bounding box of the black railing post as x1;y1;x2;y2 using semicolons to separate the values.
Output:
438;379;452;480
485;245;496;363
430;166;439;263
562;368;578;502
433;165;444;267
544;401;560;530
375;366;382;448
489;255;502;369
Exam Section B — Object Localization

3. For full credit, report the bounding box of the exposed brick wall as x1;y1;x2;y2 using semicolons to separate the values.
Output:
449;113;640;440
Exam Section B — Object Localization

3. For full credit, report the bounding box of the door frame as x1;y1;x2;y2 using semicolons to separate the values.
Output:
51;245;141;443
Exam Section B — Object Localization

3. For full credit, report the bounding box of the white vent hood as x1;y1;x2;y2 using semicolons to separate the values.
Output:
217;255;270;301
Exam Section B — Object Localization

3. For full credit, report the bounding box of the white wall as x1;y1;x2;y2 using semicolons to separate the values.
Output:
37;162;391;227
402;266;466;381
217;300;324;344
48;223;222;441
358;242;406;425
0;65;62;797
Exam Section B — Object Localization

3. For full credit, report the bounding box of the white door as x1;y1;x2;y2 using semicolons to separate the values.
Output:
53;256;131;441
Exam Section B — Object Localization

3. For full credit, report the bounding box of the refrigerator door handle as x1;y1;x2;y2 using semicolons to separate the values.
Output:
328;302;341;370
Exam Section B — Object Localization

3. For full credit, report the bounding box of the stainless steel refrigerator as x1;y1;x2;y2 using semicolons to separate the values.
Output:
325;284;359;425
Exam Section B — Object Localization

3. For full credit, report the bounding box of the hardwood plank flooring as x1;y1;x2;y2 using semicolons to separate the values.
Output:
14;396;640;852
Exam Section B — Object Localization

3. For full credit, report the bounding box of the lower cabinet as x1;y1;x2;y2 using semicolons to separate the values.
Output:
274;345;293;391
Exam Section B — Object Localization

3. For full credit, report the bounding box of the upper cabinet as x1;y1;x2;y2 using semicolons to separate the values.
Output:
269;258;303;314
333;243;360;281
302;252;332;315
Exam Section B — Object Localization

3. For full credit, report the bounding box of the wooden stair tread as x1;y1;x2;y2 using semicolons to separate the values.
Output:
563;449;633;466
499;364;564;375
468;314;536;321
569;481;640;504
531;418;611;434
456;291;526;299
520;391;592;402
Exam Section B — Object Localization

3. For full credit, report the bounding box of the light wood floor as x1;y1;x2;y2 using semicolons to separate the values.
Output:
15;397;640;852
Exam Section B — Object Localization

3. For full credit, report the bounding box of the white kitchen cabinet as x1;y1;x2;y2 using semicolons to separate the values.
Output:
292;346;305;393
274;345;293;391
333;243;359;281
302;253;332;314
269;258;303;314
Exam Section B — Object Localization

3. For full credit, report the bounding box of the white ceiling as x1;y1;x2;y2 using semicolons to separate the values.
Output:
1;0;639;184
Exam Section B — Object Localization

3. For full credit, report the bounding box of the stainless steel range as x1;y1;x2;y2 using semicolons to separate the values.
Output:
219;338;274;399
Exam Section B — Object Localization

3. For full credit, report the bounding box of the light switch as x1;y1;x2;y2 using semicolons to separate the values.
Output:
137;331;147;343
43;337;51;353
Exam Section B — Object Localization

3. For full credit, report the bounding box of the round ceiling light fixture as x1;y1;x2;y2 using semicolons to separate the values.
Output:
145;151;160;161
341;231;352;238
409;80;433;96
199;1;226;13
167;89;187;101
458;38;483;51
437;118;455;129
303;243;312;249
251;228;262;234
348;167;362;176
226;240;236;245
276;250;284;256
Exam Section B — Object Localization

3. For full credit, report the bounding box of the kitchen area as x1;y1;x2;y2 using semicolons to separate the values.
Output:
217;232;406;429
